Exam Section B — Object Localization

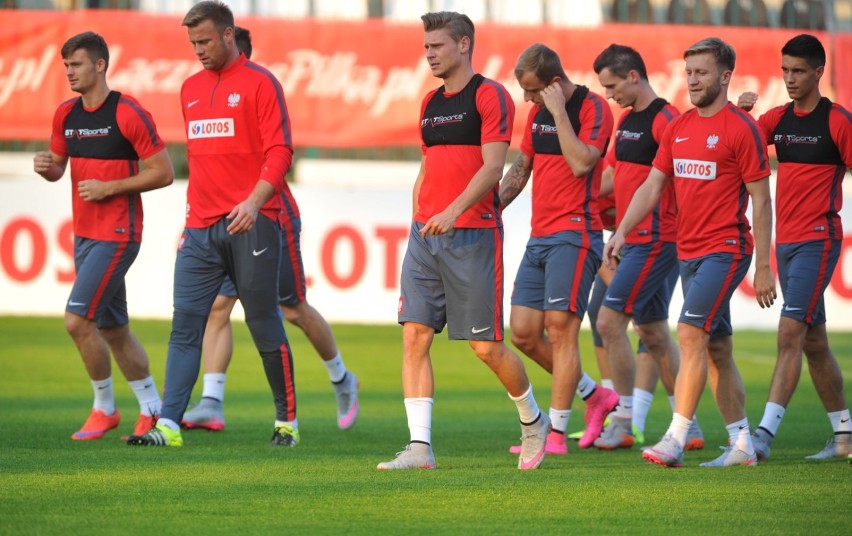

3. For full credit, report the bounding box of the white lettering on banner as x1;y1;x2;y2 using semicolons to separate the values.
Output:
187;119;234;139
674;159;717;180
108;46;200;95
266;50;433;117
2;173;852;327
0;44;795;134
0;46;55;107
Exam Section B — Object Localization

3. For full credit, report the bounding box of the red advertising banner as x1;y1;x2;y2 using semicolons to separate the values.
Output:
0;10;847;148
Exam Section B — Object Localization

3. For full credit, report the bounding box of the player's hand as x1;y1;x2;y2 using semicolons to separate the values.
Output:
753;266;777;309
419;209;457;237
737;92;758;113
77;179;111;202
226;200;260;235
540;82;566;116
602;233;624;270
33;151;53;175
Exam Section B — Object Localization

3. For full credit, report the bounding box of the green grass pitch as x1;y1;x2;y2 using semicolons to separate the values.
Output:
0;316;849;534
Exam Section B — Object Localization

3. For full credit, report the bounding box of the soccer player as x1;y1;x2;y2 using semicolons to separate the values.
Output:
128;1;299;447
738;34;851;461
499;43;618;455
585;268;682;448
591;44;703;451
181;26;359;434
607;37;776;468
33;31;174;441
378;11;548;471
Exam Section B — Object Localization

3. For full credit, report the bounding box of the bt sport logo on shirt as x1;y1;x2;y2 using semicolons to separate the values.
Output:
65;126;111;139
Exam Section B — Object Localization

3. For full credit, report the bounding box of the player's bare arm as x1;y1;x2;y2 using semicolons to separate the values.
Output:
542;83;601;177
745;177;777;309
77;149;174;202
227;178;275;235
33;151;67;182
411;156;426;218
420;141;508;237
499;152;532;209
599;165;614;197
603;167;670;269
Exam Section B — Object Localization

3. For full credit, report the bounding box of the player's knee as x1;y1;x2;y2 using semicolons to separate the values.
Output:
170;310;208;347
595;310;621;340
802;331;830;360
509;329;536;354
64;311;93;340
468;340;503;365
635;324;666;351
208;296;236;324
281;302;310;328
97;323;130;345
777;321;805;354
247;317;287;352
706;337;733;364
677;324;708;354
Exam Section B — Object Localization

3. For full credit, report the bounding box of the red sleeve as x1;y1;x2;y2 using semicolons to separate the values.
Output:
577;93;613;154
49;99;75;158
652;104;680;144
520;105;536;157
731;107;770;183
476;79;514;145
756;104;786;145
116;95;166;160
255;72;294;192
830;104;852;169
652;118;676;176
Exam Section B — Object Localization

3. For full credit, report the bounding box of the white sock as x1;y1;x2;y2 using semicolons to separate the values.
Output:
91;377;115;415
549;407;571;433
601;378;614;390
726;418;753;453
404;397;433;444
324;352;347;383
275;418;299;430
758;401;785;436
128;376;162;416
201;373;227;402
828;409;852;434
615;395;633;420
158;418;180;431
666;412;691;448
509;385;541;424
576;373;598;399
667;395;675;411
632;388;654;434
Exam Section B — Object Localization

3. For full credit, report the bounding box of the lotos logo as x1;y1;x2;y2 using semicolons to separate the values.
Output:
188;118;235;139
673;158;717;180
